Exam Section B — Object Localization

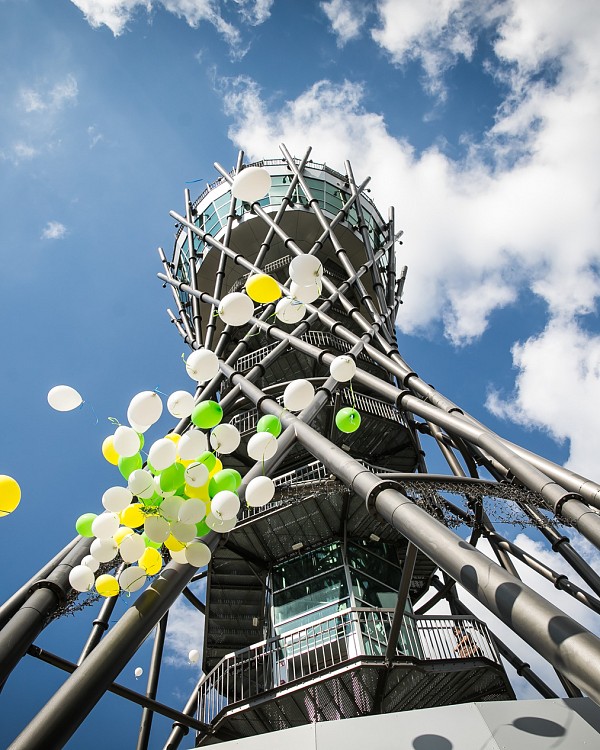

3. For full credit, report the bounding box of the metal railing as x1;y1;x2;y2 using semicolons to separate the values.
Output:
196;610;500;725
240;459;391;520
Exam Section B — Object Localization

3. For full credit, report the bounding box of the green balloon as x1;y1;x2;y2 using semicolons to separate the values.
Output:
197;451;217;473
195;518;211;538
209;469;238;498
142;531;162;549
191;400;223;429
137;433;145;450
229;469;242;489
160;462;186;492
118;453;142;480
76;512;97;538
335;407;361;434
257;414;282;437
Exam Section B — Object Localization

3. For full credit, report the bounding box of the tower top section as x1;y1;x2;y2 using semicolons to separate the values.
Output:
168;152;400;348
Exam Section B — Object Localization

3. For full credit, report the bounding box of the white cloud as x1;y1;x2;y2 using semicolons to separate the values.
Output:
487;320;600;477
69;0;151;35
70;1;245;53
20;74;78;113
164;587;205;668
41;221;68;240
87;125;104;148
1;141;39;164
320;0;369;46
234;0;274;26
370;0;490;99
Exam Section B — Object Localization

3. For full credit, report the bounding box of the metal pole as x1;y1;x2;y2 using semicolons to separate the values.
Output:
77;579;122;665
385;542;418;660
136;613;169;750
0;536;79;630
0;536;92;688
8;534;220;750
26;645;215;735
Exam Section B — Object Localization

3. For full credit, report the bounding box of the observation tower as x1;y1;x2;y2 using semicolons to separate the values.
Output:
2;145;600;749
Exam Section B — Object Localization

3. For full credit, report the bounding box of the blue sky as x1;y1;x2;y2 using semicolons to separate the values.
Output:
1;0;600;747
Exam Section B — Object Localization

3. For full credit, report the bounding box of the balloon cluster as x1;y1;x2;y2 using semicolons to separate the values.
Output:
69;348;283;598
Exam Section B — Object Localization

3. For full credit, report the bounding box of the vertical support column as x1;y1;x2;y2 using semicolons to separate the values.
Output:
136;613;169;750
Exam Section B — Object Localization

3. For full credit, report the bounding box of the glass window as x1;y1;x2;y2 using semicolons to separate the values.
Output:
273;572;348;627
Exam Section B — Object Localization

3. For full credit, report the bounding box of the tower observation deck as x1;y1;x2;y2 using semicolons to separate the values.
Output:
3;145;600;750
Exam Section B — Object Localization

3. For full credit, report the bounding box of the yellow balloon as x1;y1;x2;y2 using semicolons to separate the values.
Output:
185;483;210;501
208;458;223;478
114;526;134;545
245;274;281;304
0;475;21;516
96;574;120;597
139;547;163;575
164;534;186;552
165;433;181;444
177;457;193;467
101;436;119;466
120;504;145;529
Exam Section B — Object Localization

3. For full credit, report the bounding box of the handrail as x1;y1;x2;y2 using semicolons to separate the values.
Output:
196;609;500;725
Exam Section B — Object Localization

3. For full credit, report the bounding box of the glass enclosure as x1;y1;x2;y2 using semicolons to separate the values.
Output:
270;539;418;656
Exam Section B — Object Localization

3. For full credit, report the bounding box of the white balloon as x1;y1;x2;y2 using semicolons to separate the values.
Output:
91;512;120;540
188;648;200;664
245;476;276;508
186;348;219;383
178;429;208;461
113;425;141;458
205;513;237;533
128;469;155;499
90;537;118;563
119;566;146;593
48;385;83;412
179;498;207;524
218;292;254;327
167;390;195;418
275;296;306;324
102;486;133;513
119;533;146;563
69;564;95;592
148;438;177;471
185;541;212;567
283;379;314;411
127;391;163;428
184;461;209;488
329;355;357;382
170;521;196;544
134;667;143;678
289;255;323;285
81;554;100;572
290;280;321;304
128;419;151;434
231;166;271;203
247;432;278;461
160;495;184;522
144;515;171;544
170;548;189;564
210;423;241;454
211;490;240;521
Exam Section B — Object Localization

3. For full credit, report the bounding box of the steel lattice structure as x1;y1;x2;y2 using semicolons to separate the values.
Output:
2;144;600;749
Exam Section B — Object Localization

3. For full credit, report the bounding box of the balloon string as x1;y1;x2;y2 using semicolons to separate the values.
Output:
84;401;99;425
108;416;121;426
349;380;357;409
154;387;169;397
